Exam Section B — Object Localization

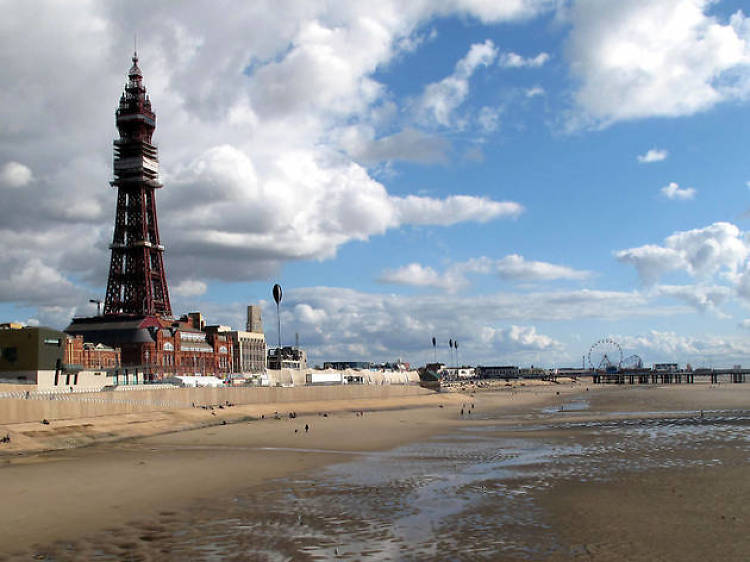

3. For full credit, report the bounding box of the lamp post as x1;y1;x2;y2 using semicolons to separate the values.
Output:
89;299;102;316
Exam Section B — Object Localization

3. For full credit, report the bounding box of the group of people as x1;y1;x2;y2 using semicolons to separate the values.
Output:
0;434;10;444
193;400;235;410
460;403;475;417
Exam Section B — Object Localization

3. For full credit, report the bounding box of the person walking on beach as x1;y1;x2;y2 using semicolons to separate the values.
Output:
305;424;309;433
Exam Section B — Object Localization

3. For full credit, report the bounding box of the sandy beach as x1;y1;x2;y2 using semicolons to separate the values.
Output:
0;380;748;560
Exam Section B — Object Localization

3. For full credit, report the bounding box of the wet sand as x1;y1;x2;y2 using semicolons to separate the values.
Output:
1;381;748;560
540;464;748;561
534;385;750;561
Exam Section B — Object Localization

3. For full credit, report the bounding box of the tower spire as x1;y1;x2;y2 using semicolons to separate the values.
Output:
103;53;172;318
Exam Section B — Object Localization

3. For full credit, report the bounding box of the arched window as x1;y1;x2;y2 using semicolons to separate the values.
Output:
163;342;174;351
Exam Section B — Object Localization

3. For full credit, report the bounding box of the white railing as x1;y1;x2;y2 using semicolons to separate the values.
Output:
112;383;177;392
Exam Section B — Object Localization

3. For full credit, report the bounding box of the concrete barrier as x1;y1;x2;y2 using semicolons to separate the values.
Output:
0;384;431;424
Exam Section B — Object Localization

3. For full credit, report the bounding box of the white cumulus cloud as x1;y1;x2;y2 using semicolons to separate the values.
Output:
379;263;467;291
616;222;749;284
393;195;522;226
418;39;498;127
379;254;590;291
525;86;545;97
661;181;696;200
619;330;750;364
651;283;731;316
567;0;750;127
637;148;669;163
481;324;560;351
486;254;591;281
498;51;550;68
172;279;208;297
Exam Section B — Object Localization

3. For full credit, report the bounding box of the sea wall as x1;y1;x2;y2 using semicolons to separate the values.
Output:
0;384;431;424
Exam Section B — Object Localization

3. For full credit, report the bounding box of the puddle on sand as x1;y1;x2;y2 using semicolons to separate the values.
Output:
540;398;590;414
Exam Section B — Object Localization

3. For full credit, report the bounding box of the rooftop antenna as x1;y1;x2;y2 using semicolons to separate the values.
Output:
134;33;137;56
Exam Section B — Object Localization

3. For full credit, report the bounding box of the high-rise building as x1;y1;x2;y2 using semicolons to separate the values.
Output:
246;305;263;333
224;305;266;374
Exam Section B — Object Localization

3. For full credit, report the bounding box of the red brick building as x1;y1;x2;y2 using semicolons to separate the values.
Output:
65;335;121;369
67;312;233;379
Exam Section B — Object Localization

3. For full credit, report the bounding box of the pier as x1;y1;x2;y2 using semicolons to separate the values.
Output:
592;368;748;385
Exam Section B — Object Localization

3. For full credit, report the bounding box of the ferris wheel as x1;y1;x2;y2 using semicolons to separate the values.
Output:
587;338;623;371
622;354;643;369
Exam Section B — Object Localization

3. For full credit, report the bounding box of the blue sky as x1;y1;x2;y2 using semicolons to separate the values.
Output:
1;1;750;368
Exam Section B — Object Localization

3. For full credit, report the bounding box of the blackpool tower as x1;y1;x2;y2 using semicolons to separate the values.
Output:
103;52;172;317
66;53;237;375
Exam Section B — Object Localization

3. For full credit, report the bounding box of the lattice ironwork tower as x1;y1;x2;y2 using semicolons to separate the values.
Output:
103;53;172;317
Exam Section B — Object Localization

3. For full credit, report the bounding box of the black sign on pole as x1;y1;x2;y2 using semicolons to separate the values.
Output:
273;284;283;349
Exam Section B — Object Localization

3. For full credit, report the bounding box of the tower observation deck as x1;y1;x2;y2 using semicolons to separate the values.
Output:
103;52;172;317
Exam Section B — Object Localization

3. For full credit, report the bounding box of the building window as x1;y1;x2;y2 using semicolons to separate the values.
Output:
3;347;17;363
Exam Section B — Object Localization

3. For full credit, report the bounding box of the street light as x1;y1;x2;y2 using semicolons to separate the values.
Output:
89;299;102;315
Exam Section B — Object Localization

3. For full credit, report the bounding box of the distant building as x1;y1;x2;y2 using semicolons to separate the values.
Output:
476;365;519;379
0;325;68;385
323;361;371;370
0;325;121;388
67;336;120;370
268;346;307;370
519;367;547;378
653;363;679;373
246;305;263;333
555;368;591;377
442;367;475;379
372;360;411;371
225;330;266;373
212;306;267;375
